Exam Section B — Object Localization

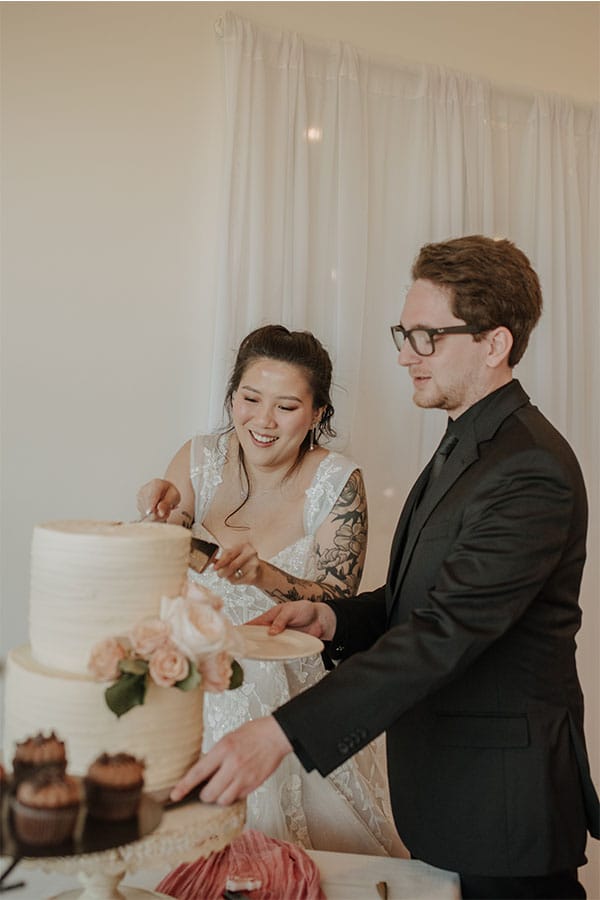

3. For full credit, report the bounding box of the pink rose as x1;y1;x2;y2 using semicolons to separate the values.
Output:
200;651;232;693
88;637;129;681
130;618;171;659
149;642;189;688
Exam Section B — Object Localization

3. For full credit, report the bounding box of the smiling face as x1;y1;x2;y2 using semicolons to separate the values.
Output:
397;279;511;419
231;358;321;468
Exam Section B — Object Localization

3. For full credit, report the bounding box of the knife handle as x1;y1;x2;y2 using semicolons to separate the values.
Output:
189;538;219;573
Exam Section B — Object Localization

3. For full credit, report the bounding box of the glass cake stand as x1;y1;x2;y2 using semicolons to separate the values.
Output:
1;788;246;900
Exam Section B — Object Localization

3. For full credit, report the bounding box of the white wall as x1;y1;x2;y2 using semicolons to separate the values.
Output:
1;1;598;892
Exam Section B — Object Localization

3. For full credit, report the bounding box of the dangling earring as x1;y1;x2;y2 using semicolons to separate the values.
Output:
309;427;316;451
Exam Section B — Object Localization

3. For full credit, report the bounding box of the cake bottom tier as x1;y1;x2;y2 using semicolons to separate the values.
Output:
3;646;204;793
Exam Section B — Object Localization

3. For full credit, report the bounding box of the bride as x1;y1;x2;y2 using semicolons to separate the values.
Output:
138;324;404;856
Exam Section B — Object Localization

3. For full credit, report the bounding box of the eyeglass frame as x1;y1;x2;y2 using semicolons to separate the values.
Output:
390;323;488;357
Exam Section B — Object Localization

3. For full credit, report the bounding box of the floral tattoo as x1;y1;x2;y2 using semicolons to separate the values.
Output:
269;469;367;603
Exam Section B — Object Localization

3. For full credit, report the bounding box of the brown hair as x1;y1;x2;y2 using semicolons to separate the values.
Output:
411;235;542;366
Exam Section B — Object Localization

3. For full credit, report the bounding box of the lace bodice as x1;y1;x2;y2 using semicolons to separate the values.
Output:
189;433;359;621
187;433;401;856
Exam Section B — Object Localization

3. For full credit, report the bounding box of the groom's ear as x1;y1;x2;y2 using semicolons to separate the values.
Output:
485;326;513;368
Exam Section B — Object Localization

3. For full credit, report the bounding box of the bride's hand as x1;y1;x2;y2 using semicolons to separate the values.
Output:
213;542;262;585
136;479;180;520
250;600;337;642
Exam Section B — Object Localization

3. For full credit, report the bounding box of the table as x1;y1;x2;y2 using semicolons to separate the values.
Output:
1;846;460;899
1;799;246;900
308;850;460;899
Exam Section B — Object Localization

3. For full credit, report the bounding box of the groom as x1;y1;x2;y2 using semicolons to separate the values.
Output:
171;235;599;899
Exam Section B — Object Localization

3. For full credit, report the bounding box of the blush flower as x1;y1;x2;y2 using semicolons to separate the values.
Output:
88;587;244;718
130;617;171;659
200;651;233;693
88;637;129;681
148;642;189;688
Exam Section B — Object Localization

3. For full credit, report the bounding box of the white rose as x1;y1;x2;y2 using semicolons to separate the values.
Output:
184;578;224;611
221;616;247;658
161;595;227;663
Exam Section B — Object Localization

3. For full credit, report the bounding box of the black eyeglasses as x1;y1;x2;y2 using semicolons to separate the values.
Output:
390;324;487;357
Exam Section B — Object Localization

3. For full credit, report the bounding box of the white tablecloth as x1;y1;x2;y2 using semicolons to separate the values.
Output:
2;849;461;899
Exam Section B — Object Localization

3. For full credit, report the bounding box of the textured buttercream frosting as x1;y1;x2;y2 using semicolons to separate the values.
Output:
29;520;191;673
4;646;204;793
3;520;204;793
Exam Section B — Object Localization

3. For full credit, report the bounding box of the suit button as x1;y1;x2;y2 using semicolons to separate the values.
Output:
337;741;349;755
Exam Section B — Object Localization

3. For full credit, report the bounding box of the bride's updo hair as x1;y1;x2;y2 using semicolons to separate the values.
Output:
224;324;336;451
222;325;336;527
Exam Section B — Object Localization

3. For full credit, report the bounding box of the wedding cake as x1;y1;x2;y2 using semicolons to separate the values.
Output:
3;521;206;793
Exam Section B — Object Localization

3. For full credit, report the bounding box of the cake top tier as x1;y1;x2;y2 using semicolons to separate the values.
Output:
36;520;190;539
29;520;191;675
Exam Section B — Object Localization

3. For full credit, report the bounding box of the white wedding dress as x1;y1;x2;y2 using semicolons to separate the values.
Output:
188;433;403;855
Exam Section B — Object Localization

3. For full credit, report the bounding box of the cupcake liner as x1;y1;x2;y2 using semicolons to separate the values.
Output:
84;779;142;821
10;797;79;847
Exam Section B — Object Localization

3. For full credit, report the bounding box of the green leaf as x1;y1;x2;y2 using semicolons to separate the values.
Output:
119;657;149;676
105;673;147;717
228;659;244;690
176;660;201;692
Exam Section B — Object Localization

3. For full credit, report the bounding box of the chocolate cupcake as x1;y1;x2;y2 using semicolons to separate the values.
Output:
0;762;7;804
12;731;67;785
84;752;145;821
11;770;81;847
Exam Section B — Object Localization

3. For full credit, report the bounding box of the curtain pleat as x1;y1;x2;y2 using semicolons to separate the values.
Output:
210;14;599;636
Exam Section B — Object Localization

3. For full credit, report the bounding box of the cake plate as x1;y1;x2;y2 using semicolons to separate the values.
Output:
1;790;246;900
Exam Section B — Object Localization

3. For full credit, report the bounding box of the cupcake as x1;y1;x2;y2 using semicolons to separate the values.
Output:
12;731;67;785
11;770;81;847
84;752;145;821
0;762;7;804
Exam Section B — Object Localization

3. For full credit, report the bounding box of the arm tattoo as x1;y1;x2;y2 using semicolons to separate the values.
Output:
316;469;367;592
268;470;367;603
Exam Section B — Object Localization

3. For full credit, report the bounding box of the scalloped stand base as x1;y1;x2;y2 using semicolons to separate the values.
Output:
48;871;171;900
38;799;246;900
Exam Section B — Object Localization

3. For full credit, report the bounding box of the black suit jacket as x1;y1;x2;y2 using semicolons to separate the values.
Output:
275;380;599;877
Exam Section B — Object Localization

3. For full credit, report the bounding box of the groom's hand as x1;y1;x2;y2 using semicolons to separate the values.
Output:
170;716;292;806
250;600;337;642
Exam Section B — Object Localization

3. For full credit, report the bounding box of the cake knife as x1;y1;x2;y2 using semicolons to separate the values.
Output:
134;515;218;574
189;536;219;574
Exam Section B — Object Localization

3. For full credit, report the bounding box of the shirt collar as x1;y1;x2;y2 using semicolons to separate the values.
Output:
447;381;514;440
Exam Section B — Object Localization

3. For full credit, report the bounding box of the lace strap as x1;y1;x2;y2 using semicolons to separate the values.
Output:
304;452;360;535
190;433;228;524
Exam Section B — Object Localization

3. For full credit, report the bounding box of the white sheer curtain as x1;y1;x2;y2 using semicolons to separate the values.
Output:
209;11;598;876
210;12;598;596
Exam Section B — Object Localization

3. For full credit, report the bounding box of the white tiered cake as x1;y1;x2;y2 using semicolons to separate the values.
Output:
3;520;205;793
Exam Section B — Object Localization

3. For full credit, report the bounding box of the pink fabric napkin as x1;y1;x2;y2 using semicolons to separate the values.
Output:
156;828;326;900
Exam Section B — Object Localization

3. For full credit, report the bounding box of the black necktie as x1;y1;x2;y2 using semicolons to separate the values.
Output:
429;431;459;481
416;431;458;508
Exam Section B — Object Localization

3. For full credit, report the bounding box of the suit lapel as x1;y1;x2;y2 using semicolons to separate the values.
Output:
386;380;531;615
386;465;432;606
388;442;478;611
